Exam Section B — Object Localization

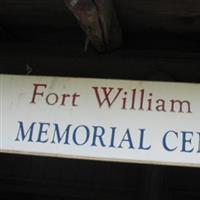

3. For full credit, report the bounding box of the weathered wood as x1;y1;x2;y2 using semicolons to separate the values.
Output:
114;0;200;33
1;0;200;35
1;42;200;83
64;0;122;52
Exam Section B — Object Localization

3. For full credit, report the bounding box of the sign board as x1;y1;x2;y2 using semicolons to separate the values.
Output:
1;74;200;167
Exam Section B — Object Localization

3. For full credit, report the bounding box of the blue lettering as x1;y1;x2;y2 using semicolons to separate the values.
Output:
118;129;134;149
181;131;194;153
109;127;117;148
91;126;106;147
73;125;90;145
51;123;72;144
15;121;36;142
163;130;178;151
138;129;151;150
36;122;50;143
197;132;200;153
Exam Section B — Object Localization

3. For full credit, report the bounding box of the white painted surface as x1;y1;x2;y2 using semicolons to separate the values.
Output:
1;74;200;167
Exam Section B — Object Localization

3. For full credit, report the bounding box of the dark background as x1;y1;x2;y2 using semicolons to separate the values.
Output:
1;0;200;199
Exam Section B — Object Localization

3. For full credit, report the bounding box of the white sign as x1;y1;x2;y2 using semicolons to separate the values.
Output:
1;74;200;167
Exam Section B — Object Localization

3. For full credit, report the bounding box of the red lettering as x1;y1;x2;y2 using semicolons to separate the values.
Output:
30;83;47;104
60;94;71;106
72;93;80;106
30;83;80;107
46;93;59;105
92;87;123;108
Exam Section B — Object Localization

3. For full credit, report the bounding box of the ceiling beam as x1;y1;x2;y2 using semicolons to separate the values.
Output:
64;0;122;52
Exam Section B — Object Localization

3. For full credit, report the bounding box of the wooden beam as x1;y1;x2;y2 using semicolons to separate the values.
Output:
0;25;16;41
64;0;122;52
